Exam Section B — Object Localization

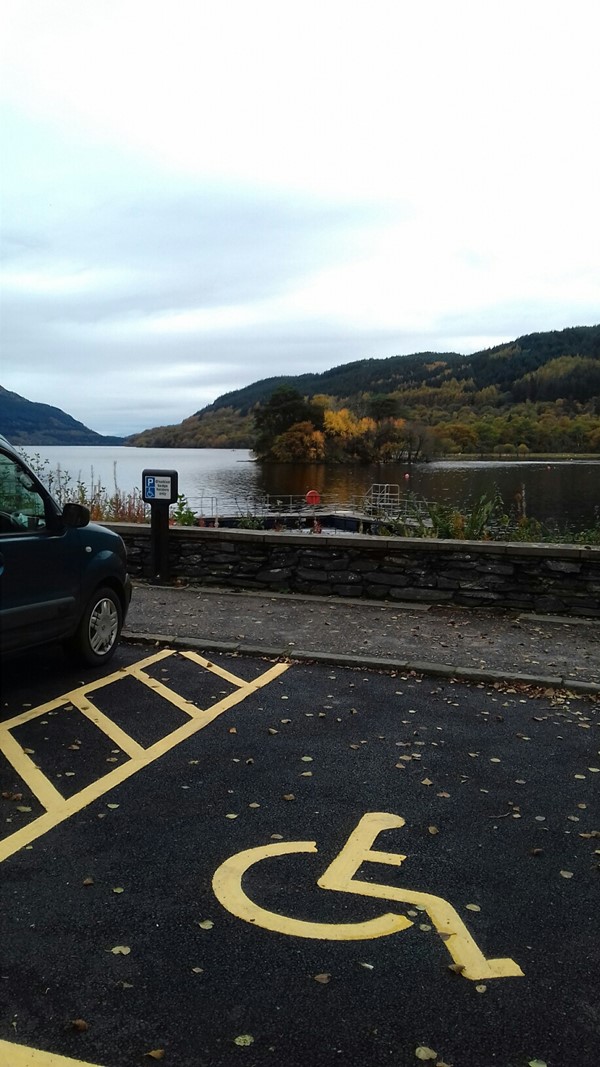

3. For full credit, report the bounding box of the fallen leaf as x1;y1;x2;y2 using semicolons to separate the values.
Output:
268;728;278;735
248;802;260;808
437;791;450;798
110;945;131;955
560;870;574;879
313;973;331;984
282;794;295;801
197;920;214;930
465;903;480;912
428;826;439;835
301;756;313;762
191;967;203;974
528;1060;548;1067
476;984;487;993
106;803;119;810
448;963;465;975
82;877;94;887
415;1048;437;1062
421;778;433;787
145;1051;165;1061
359;962;374;970
228;727;237;734
234;1035;254;1047
225;813;238;819
71;1019;89;1032
113;887;124;894
270;833;284;840
16;806;32;813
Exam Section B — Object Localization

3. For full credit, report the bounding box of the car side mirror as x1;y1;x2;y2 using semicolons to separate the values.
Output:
62;502;90;528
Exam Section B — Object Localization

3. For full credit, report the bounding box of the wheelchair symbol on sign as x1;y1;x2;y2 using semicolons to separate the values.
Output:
213;812;523;981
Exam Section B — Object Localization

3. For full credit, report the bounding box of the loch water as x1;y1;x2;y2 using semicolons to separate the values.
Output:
24;446;600;528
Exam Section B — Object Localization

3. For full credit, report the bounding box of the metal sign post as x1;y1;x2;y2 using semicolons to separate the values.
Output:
142;469;179;582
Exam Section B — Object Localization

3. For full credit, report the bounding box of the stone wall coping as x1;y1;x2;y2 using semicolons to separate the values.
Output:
103;522;599;561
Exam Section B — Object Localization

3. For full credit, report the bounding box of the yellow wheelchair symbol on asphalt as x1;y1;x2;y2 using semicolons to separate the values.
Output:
213;812;524;981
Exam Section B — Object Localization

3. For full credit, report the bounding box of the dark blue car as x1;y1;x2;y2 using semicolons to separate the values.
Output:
0;435;131;664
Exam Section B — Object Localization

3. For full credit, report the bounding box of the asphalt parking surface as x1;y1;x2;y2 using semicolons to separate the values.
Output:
1;643;599;1067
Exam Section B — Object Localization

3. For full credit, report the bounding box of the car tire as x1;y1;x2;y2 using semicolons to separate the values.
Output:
67;585;123;666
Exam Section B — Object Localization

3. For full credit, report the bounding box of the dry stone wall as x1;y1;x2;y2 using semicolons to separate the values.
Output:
107;524;600;616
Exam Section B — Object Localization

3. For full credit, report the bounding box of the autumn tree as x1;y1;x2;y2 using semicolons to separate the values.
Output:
253;387;324;460
271;422;326;462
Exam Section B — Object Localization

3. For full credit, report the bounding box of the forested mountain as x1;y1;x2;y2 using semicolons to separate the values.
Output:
128;325;600;458
0;386;123;445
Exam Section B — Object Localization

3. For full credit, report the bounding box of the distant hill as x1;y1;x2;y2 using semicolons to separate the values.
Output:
0;386;123;445
127;324;600;450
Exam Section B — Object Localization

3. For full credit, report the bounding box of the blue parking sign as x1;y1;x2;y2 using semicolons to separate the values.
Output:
142;469;178;504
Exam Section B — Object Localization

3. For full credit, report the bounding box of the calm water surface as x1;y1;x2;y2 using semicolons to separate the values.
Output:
26;446;600;527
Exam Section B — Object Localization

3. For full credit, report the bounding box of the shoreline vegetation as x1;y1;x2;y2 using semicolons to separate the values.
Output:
21;450;600;547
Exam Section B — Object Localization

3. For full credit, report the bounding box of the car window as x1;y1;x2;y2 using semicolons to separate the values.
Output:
0;453;48;533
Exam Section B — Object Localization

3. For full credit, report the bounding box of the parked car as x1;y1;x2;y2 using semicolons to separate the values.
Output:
0;435;131;664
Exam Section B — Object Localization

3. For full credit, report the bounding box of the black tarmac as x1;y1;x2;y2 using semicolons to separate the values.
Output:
0;586;598;1067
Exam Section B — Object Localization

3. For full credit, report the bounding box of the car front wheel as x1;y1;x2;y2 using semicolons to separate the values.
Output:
69;586;123;666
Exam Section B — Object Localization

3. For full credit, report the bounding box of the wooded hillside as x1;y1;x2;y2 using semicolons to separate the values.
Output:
0;386;123;445
127;324;600;458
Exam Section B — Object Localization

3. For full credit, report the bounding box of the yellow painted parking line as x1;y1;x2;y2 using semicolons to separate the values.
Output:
0;654;173;733
180;649;253;687
0;1038;104;1067
127;665;206;717
0;730;65;811
68;693;146;759
0;657;290;865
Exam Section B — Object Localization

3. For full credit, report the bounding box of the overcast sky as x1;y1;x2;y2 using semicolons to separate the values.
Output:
1;0;599;436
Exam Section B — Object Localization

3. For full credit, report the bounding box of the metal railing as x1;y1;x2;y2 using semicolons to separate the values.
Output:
188;485;434;521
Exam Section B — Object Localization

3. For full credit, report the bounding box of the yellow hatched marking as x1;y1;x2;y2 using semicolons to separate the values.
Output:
126;666;205;718
0;1038;104;1066
68;693;145;759
0;651;176;733
0;659;289;864
180;649;250;687
0;731;64;811
2;694;86;732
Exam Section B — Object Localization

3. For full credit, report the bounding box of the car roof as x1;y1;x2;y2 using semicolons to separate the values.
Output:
0;435;23;459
